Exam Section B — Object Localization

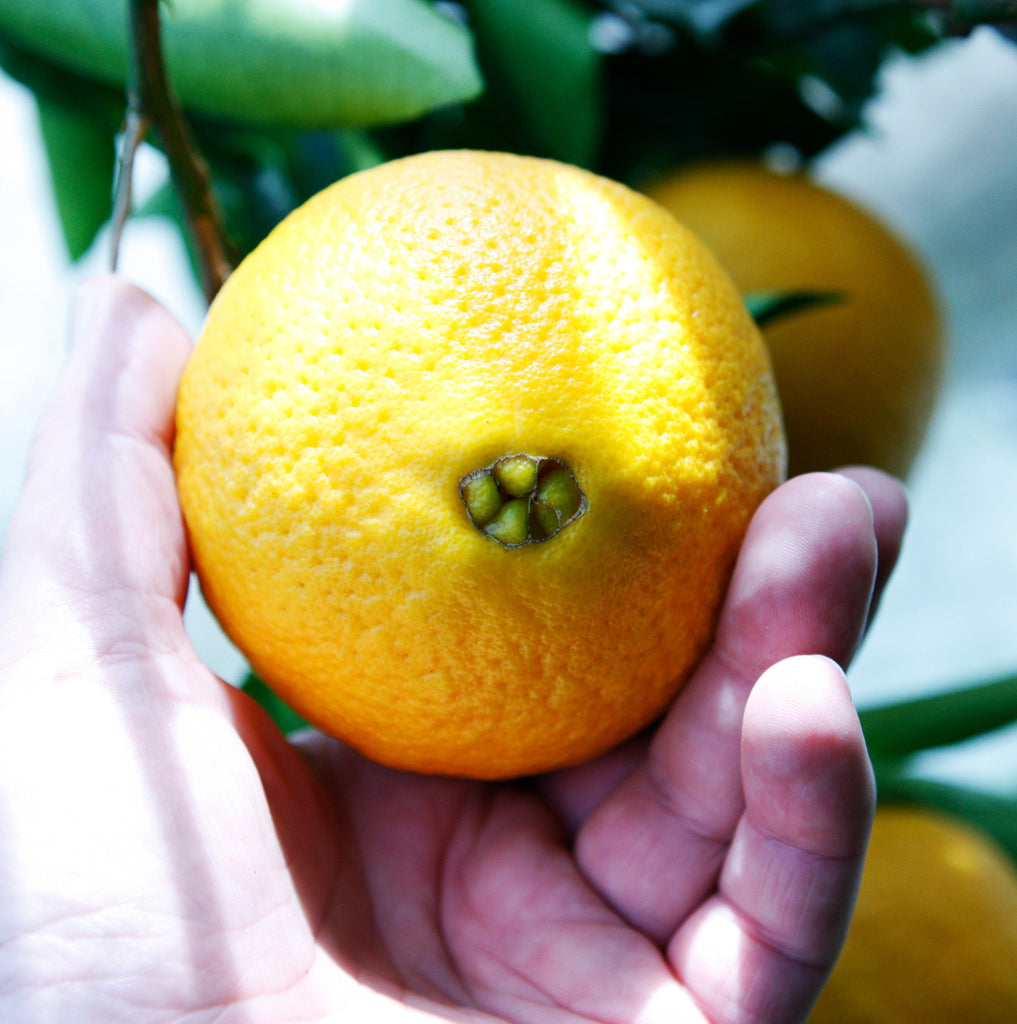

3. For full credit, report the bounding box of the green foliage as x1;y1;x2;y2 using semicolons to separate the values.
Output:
875;772;1017;863
184;121;386;259
744;288;846;327
584;0;947;181
239;672;309;736
861;672;1017;861
0;35;125;258
34;91;117;260
458;0;602;166
862;671;1017;759
0;0;482;128
3;0;1015;260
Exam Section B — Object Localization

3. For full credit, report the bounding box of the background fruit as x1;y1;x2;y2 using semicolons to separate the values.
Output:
809;804;1017;1023
647;161;943;479
173;149;784;780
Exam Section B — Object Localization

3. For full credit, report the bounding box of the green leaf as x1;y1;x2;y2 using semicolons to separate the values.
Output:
874;770;1017;865
0;33;127;142
0;37;123;259
744;288;845;327
183;121;387;259
463;0;601;166
134;123;386;291
34;92;116;259
239;671;309;736
860;671;1017;758
0;0;483;128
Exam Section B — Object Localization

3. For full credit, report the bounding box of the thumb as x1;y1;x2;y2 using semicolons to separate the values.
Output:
0;274;195;664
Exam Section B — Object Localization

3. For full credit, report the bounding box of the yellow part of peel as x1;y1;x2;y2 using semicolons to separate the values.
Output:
174;150;785;779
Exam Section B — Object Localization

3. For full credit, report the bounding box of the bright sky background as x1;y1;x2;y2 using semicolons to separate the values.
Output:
2;28;1017;790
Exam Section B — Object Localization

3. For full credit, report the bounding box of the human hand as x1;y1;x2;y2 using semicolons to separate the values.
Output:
0;275;906;1024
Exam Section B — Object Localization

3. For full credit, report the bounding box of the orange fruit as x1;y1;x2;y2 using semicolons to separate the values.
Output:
810;804;1017;1023
646;161;943;479
173;149;784;779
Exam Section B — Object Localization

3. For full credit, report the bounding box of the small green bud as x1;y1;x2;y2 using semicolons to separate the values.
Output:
536;467;582;523
530;497;561;538
484;498;531;546
462;471;502;526
493;454;539;496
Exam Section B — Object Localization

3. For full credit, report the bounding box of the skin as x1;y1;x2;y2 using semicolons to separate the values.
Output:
0;275;908;1024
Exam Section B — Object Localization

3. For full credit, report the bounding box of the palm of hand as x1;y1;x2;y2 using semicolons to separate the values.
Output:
0;278;905;1024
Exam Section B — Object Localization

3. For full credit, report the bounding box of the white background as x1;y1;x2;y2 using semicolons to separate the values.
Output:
2;29;1016;792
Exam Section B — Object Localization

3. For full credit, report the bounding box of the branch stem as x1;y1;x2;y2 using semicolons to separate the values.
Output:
111;0;233;302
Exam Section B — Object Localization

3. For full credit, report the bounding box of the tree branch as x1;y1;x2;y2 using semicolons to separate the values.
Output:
111;0;234;302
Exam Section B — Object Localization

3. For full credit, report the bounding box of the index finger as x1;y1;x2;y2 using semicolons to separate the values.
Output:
0;275;194;668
